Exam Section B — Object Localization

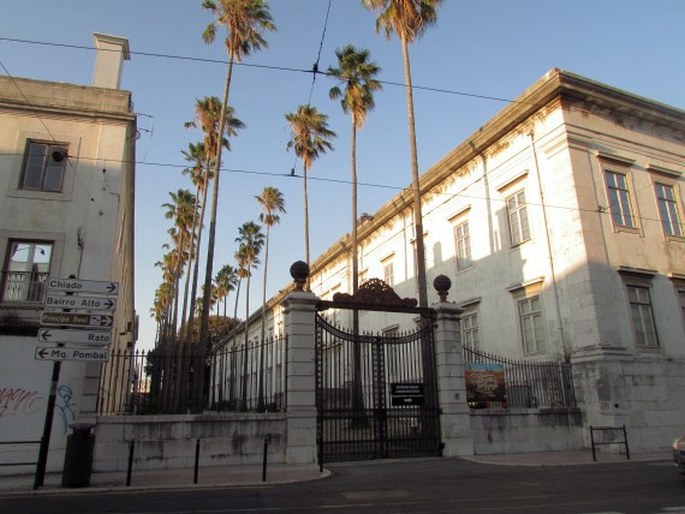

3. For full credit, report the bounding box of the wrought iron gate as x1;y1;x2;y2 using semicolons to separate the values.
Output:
315;281;441;463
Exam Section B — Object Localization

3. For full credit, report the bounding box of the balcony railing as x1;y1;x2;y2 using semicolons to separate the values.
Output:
1;270;49;303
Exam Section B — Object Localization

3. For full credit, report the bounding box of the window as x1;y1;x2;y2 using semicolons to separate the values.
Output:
627;285;659;347
383;261;394;286
518;296;545;354
655;183;683;237
605;170;635;228
461;310;480;350
454;221;472;270
2;241;53;302
506;190;530;246
20;141;68;192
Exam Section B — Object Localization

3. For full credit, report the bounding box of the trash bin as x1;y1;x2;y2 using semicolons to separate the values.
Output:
61;423;95;488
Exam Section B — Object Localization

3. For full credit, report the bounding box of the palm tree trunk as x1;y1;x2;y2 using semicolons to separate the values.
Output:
180;187;202;338
303;165;310;290
229;277;242;408
350;121;365;425
257;226;271;411
241;274;251;410
186;159;210;343
401;35;428;308
197;54;236;411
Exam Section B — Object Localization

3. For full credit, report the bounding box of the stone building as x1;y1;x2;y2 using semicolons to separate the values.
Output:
0;34;136;472
229;68;685;452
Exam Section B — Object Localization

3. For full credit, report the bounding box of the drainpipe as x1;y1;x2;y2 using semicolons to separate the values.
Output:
528;132;568;358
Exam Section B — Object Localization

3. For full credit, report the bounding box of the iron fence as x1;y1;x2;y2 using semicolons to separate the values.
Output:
462;346;576;409
97;335;287;415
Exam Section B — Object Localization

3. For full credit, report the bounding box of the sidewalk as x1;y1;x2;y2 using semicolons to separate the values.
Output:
0;462;330;495
0;450;671;495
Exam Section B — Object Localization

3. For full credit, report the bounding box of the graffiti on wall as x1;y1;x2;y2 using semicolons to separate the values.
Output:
56;385;76;434
0;387;43;417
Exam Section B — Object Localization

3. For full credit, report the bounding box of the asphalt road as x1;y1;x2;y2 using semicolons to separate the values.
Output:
2;457;684;514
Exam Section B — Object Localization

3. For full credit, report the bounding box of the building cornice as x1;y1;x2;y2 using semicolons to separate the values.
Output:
0;76;135;122
269;69;685;310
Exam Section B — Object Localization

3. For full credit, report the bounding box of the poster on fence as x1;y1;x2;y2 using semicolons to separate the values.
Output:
465;363;506;409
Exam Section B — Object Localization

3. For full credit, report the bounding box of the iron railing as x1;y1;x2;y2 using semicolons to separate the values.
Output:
463;346;576;408
97;336;287;415
0;270;49;303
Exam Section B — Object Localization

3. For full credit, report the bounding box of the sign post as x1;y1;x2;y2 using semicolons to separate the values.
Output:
33;276;118;489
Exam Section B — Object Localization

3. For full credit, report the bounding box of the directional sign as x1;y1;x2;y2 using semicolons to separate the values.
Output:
35;346;109;362
40;312;114;328
37;328;111;346
46;277;118;295
44;294;116;312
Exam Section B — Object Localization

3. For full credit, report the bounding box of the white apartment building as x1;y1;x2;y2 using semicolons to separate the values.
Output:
0;34;136;472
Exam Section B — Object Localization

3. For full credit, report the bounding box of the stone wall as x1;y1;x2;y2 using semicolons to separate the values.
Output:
93;413;286;472
573;357;685;452
470;408;584;455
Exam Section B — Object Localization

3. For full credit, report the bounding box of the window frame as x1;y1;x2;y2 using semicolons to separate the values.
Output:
1;239;54;304
460;308;480;351
20;140;69;193
517;295;546;355
654;181;684;238
382;260;394;287
506;189;531;247
626;284;659;349
604;168;637;229
454;220;472;271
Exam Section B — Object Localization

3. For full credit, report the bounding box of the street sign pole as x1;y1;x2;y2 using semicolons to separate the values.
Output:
33;356;61;490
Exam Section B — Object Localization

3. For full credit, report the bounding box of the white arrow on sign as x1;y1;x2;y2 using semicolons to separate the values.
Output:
44;294;116;312
37;328;111;345
35;346;110;362
46;277;119;295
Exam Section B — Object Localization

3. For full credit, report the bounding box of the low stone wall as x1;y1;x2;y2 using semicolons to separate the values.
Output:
573;357;685;452
94;413;287;472
470;408;584;455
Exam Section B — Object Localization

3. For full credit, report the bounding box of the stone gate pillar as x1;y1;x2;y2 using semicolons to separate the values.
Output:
282;262;318;464
433;275;474;457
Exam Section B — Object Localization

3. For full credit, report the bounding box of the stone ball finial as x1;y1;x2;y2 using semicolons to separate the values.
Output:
290;260;310;291
433;274;452;302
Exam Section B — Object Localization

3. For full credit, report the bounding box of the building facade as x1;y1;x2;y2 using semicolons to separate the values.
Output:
0;34;136;472
227;68;684;452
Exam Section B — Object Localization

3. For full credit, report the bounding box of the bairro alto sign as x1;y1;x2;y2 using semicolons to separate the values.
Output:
44;294;116;311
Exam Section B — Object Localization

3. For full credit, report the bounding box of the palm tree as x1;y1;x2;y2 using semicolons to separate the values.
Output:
179;142;208;338
184;97;244;345
362;0;442;308
328;44;382;424
285;105;336;270
162;189;197;338
328;44;382;299
255;186;285;410
214;264;239;317
198;0;276;359
234;221;265;409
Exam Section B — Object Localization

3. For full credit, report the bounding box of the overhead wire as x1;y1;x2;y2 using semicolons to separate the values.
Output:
0;36;677;242
0;147;671;229
0;35;540;108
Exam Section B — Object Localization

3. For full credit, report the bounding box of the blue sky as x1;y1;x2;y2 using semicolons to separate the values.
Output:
1;1;683;350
